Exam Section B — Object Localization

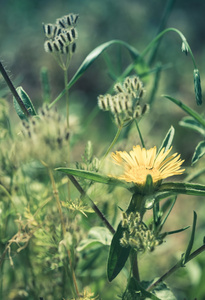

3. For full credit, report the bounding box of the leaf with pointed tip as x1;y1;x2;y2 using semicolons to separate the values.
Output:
166;225;190;235
159;182;205;196
77;227;112;252
183;211;197;265
55;167;134;190
50;40;140;107
163;95;205;127
158;126;175;155
192;140;205;165
107;222;131;282
179;116;205;136
13;86;37;121
123;278;160;300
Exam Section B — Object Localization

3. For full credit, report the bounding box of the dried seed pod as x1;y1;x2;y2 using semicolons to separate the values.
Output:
43;23;59;39
142;103;149;115
71;27;78;39
114;83;124;93
44;40;54;53
71;43;76;54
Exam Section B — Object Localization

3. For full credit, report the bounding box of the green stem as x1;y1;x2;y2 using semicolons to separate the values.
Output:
68;175;115;235
141;28;197;68
147;244;205;292
135;120;145;148
130;250;140;282
120;27;197;83
99;124;123;168
64;69;69;128
0;61;30;118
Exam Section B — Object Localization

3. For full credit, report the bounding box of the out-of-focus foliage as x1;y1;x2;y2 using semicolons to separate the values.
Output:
0;1;205;299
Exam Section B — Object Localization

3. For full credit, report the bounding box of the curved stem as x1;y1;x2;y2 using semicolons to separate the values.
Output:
120;27;197;83
141;28;197;68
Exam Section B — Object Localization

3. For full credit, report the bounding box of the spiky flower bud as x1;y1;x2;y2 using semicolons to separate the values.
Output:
193;69;202;106
119;211;164;253
181;40;189;56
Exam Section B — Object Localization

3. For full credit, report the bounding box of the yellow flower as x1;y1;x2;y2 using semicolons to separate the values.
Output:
111;145;185;186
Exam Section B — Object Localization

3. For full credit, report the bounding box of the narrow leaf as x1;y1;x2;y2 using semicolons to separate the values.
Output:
158;126;175;154
56;167;134;189
152;281;177;300
183;211;197;265
179;116;205;136
160;196;177;230
159;182;205;196
50;40;139;107
13;86;37;120
77;227;112;251
123;278;160;300
163;95;205;127
166;225;190;235
107;222;131;282
192;140;205;165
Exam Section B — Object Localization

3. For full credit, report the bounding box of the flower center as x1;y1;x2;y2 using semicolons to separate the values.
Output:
125;165;161;184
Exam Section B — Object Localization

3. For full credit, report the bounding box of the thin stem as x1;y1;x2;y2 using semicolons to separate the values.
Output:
120;27;197;83
48;169;80;297
100;124;123;169
147;244;205;292
64;68;69;128
135;120;145;148
0;61;30;118
68;175;115;235
130;250;140;282
63;67;71;201
141;28;197;68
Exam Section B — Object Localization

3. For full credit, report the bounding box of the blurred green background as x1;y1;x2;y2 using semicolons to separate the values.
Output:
1;0;205;299
1;0;205;156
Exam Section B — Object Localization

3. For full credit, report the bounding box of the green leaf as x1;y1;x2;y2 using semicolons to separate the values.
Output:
76;227;112;251
68;40;139;87
183;211;197;265
13;86;37;120
192;140;205;165
158;182;205;196
163;95;205;127
179;116;205;136
122;278;160;300
144;174;154;194
50;40;139;107
56;167;134;190
152;282;177;300
107;222;131;282
165;225;190;235
159;196;177;230
158;126;175;155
